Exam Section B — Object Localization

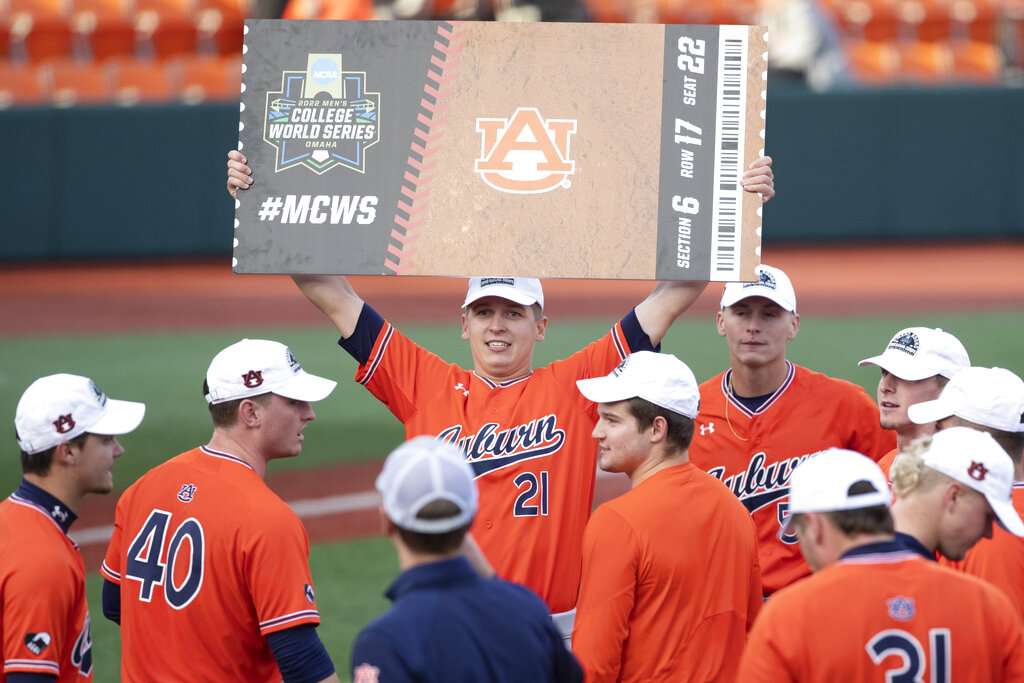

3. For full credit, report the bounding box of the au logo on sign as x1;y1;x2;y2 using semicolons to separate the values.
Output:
263;53;380;175
475;107;576;194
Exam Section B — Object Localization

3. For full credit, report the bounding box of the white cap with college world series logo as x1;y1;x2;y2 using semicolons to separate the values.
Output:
376;436;478;534
780;448;892;537
16;374;146;455
720;264;797;313
576;351;700;418
204;339;337;405
919;426;1024;536
858;327;969;381
464;277;544;309
908;367;1024;433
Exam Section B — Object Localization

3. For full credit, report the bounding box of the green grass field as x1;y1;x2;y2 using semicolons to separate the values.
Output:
4;309;1024;681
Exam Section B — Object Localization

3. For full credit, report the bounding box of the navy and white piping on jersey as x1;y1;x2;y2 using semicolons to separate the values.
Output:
259;609;321;632
721;361;796;417
201;445;256;473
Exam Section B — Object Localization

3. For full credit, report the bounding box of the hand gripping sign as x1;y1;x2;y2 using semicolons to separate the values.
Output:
234;20;767;281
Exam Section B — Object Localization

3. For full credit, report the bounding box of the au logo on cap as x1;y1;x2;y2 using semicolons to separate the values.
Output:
53;414;76;434
968;461;988;481
242;370;264;389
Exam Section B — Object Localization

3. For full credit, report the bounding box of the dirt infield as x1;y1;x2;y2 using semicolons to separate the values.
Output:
3;240;1022;570
1;241;1022;336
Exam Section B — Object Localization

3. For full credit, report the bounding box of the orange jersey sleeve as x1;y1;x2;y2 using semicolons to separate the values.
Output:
877;447;898;482
737;547;1024;682
1;496;93;682
689;363;895;594
353;314;650;614
941;484;1024;620
572;464;761;683
101;447;321;682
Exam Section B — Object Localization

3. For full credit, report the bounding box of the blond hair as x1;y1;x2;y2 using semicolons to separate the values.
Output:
890;435;954;498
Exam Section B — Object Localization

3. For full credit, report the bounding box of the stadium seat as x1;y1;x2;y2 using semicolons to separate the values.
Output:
657;0;758;25
896;39;952;82
134;0;197;60
844;38;900;84
951;0;999;43
195;0;245;56
70;0;135;61
38;56;109;104
8;0;74;62
279;0;371;19
0;59;44;106
108;56;174;103
842;0;902;41
949;38;1002;82
579;0;632;22
896;0;955;41
168;52;237;102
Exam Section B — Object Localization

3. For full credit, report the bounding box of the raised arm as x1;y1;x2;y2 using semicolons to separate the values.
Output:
635;156;774;345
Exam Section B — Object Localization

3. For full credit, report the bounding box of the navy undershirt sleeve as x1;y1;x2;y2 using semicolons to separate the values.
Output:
7;674;56;682
338;303;385;366
266;624;335;683
622;308;660;353
102;578;121;624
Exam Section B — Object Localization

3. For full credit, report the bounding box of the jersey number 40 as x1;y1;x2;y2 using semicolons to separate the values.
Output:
125;509;205;609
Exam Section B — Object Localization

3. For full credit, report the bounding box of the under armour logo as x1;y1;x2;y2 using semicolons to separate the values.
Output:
700;423;715;435
241;370;264;389
454;383;469;397
177;484;197;503
968;461;988;481
53;414;76;434
304;584;315;604
51;505;68;523
353;663;381;683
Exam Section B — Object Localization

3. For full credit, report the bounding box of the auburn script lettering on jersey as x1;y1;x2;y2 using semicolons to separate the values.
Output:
341;305;655;613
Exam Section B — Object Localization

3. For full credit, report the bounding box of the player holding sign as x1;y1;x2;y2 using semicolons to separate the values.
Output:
227;151;774;639
737;448;1024;682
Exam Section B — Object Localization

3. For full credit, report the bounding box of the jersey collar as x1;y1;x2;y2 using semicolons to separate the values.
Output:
11;478;78;535
386;556;477;602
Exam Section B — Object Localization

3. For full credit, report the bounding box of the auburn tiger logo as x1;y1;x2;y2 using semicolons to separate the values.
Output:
53;414;76;434
475;107;576;194
968;461;988;481
241;370;264;388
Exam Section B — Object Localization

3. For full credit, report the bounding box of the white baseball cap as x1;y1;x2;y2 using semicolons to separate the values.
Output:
858;327;969;381
576;351;700;418
204;339;337;405
720;264;797;313
908;367;1024;433
463;277;544;309
920;426;1024;536
780;448;892;536
376;436;478;534
16;374;146;455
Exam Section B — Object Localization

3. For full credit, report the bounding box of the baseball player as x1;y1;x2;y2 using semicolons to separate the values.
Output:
889;426;1024;562
736;447;1024;682
688;264;895;595
572;352;761;682
906;366;1024;617
3;373;144;682
227;150;776;635
858;326;969;479
100;339;341;683
351;436;583;683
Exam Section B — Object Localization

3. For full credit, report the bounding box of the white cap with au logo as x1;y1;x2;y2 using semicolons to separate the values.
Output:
15;374;146;455
859;327;969;381
921;426;1024;537
204;339;337;405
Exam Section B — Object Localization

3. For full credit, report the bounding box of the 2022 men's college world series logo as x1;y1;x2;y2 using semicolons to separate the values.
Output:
263;53;380;175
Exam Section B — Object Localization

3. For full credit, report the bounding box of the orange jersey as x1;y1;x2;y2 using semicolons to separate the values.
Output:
348;308;651;613
572;463;761;683
941;484;1024;620
689;363;895;594
737;542;1024;682
877;447;898;481
101;447;321;682
1;485;93;682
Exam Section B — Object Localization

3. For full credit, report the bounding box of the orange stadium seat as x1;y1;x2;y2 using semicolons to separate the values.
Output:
950;0;1000;43
195;0;245;56
134;0;196;59
8;0;74;61
38;56;109;104
896;0;955;41
279;0;371;19
0;59;45;106
580;0;632;22
108;56;174;102
70;0;135;61
896;39;952;82
657;0;758;25
844;38;900;84
949;38;1002;81
842;0;902;40
168;52;237;102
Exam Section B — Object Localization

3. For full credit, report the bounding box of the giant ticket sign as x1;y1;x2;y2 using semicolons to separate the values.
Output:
234;20;767;281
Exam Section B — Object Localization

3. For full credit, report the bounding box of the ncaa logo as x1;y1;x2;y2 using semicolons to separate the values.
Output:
475;107;576;194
